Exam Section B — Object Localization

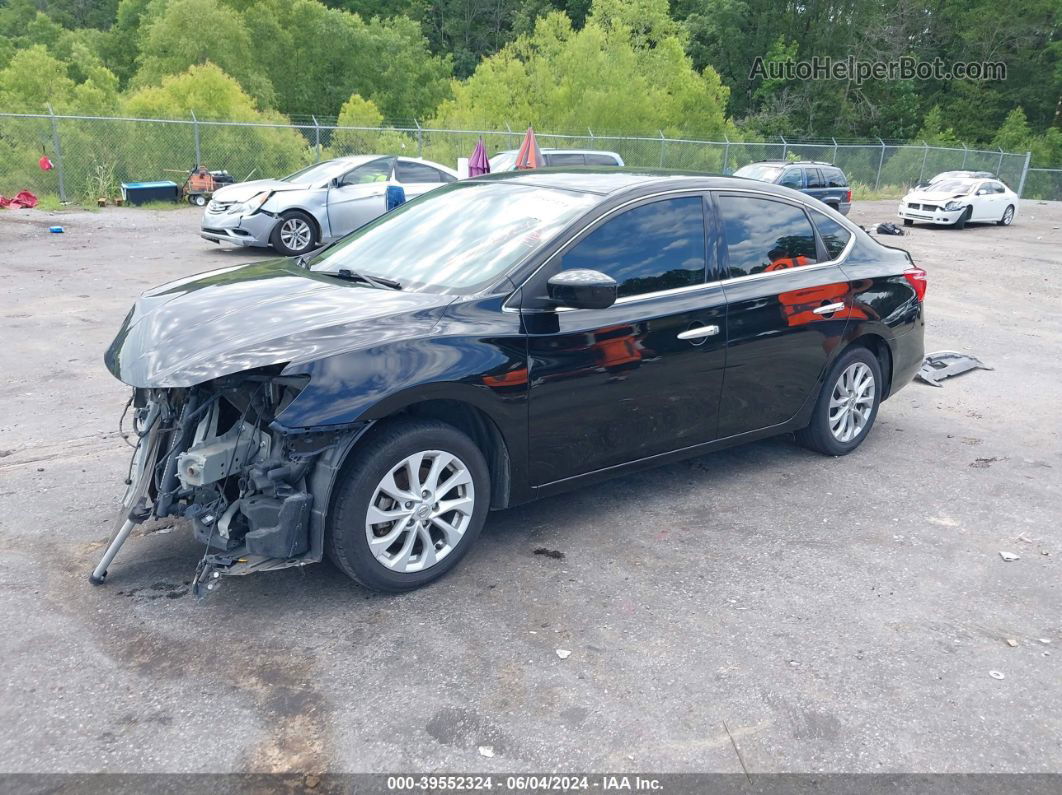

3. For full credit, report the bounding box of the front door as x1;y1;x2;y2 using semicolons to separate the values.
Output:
523;194;727;486
326;157;394;237
714;192;853;438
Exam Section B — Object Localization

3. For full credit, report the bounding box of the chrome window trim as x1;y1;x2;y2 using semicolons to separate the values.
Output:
504;185;858;313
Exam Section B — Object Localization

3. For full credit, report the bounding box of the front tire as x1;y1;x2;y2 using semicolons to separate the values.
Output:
902;218;913;227
326;419;490;592
796;346;882;456
271;210;317;256
953;206;971;230
998;205;1014;226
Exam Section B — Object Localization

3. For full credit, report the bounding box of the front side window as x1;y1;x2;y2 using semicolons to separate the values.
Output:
561;197;707;299
343;158;393;185
810;211;852;259
310;181;598;294
779;169;803;189
718;195;819;278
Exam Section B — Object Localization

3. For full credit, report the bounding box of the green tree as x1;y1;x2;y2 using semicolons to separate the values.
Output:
131;0;276;109
432;0;729;138
330;93;416;155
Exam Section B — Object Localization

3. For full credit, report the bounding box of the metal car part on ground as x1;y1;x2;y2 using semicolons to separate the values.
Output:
916;351;993;387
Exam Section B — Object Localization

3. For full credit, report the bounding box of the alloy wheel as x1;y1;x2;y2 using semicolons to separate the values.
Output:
828;362;875;443
364;450;475;573
1002;206;1014;225
279;217;312;251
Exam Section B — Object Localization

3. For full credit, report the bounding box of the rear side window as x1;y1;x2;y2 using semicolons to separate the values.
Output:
718;195;819;278
397;161;448;183
562;197;706;299
810;211;852;259
824;168;847;187
585;153;621;166
545;153;586;166
805;168;825;188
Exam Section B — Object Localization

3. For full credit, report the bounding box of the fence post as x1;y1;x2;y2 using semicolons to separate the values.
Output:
588;127;594;149
47;104;66;203
918;141;929;183
996;147;1005;175
831;137;838;165
414;118;423;158
961;143;968;168
191;111;200;167
780;135;787;160
659;131;666;167
874;138;885;190
505;122;514;150
1016;151;1031;198
312;115;321;162
723;135;730;174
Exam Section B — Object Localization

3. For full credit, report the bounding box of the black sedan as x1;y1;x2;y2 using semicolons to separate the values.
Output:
97;170;926;593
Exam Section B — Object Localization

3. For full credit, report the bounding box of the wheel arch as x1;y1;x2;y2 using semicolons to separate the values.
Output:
275;207;322;246
844;333;894;398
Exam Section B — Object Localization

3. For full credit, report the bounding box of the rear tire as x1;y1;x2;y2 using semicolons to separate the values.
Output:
271;210;317;256
953;206;971;230
997;205;1014;226
796;346;882;456
326;419;490;592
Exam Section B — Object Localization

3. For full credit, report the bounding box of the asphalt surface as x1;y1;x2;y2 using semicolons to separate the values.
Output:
0;200;1058;774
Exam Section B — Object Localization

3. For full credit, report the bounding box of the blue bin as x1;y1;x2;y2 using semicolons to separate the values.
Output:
121;181;180;205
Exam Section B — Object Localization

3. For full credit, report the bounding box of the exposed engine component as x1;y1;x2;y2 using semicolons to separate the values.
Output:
90;370;334;597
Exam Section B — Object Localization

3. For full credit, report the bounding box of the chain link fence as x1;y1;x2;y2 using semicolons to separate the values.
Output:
0;111;1052;204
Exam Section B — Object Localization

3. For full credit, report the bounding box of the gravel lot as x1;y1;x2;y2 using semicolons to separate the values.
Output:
0;199;1058;775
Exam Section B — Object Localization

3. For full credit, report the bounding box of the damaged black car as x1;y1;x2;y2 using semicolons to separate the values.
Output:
96;170;925;593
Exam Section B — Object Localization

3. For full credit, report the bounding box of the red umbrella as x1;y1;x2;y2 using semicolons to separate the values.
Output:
514;126;543;170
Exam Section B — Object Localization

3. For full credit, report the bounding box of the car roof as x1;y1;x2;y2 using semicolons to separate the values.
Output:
492;148;622;157
743;160;838;167
468;167;817;198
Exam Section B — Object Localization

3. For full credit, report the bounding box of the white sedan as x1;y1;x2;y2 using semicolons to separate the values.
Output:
898;177;1017;229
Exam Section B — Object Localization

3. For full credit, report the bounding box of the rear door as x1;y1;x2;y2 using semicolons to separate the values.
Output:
804;168;827;203
524;193;727;484
715;192;854;438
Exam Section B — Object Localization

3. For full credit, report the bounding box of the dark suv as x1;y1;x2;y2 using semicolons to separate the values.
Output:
735;161;852;215
96;170;923;593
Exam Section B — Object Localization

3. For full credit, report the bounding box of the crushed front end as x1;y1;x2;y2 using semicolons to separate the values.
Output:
92;368;337;597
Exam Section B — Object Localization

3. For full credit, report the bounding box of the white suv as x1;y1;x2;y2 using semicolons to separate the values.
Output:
489;148;624;172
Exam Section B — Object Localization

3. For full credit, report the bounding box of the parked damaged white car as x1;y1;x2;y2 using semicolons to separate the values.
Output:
897;177;1017;229
201;155;458;256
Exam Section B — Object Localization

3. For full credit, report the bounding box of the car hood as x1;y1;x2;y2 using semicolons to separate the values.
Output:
211;179;310;202
105;259;452;387
903;188;973;202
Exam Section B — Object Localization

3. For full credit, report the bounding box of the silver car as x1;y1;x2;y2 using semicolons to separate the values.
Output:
201;155;458;256
488;148;624;171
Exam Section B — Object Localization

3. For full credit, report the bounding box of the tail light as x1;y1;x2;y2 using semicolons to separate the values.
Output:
845;189;852;203
903;267;927;302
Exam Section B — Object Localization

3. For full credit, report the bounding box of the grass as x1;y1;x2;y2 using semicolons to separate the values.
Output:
850;182;907;201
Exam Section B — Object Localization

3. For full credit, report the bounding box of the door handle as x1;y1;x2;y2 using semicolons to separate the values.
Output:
813;302;845;315
677;324;720;340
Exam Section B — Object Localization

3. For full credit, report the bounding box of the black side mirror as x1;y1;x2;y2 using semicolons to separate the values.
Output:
547;269;617;310
330;177;341;188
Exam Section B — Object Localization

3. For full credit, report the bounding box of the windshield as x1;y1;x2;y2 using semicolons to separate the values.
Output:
734;164;783;182
308;181;598;294
927;180;974;194
282;159;361;185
